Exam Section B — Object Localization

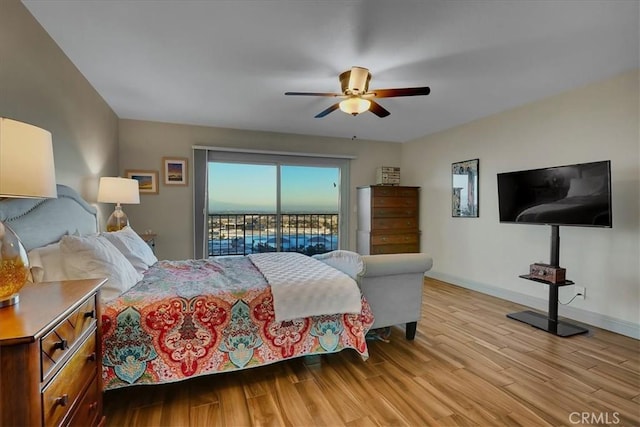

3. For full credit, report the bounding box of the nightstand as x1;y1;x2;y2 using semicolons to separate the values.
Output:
0;278;107;427
138;232;157;253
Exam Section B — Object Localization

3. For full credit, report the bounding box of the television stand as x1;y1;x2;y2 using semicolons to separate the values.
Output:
506;225;589;337
507;275;588;337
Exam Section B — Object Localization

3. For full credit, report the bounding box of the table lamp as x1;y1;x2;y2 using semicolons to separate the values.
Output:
97;177;140;232
0;117;57;307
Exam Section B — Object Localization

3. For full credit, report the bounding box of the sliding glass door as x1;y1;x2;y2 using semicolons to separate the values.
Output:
208;162;277;256
206;159;344;256
280;165;340;255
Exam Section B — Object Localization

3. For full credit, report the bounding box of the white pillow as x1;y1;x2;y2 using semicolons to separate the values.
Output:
28;242;69;283
101;226;158;274
59;234;143;302
26;249;40;283
312;250;364;280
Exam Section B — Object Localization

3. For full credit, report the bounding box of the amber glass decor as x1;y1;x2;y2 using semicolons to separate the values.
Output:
0;221;29;306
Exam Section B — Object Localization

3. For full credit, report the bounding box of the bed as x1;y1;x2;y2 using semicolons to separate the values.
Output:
99;252;372;390
1;185;431;392
0;185;432;390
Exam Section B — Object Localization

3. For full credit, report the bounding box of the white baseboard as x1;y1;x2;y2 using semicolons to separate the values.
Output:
426;271;639;340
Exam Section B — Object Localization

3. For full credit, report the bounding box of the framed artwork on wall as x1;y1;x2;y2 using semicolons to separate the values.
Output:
125;170;159;194
162;157;188;186
452;158;479;217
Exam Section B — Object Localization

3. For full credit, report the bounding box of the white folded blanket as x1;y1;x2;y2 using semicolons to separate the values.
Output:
248;252;362;322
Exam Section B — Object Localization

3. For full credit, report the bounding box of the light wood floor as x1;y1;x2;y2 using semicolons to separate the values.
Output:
104;278;639;426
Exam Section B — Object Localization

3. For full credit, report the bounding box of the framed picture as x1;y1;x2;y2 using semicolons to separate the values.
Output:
162;157;188;186
125;170;159;194
452;158;479;217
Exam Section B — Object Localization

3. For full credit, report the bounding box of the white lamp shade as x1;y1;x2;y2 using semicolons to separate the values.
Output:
98;177;140;204
339;97;371;115
0;118;57;199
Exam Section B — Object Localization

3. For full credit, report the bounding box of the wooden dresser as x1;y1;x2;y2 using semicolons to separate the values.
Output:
356;185;420;255
0;278;106;427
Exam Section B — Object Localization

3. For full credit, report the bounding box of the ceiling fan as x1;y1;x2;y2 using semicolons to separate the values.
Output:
285;66;430;118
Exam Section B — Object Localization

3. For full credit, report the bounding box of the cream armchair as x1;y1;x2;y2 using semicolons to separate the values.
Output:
313;251;433;340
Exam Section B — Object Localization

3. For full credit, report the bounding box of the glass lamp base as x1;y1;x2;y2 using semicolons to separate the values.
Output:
0;294;19;308
105;206;130;232
0;220;29;309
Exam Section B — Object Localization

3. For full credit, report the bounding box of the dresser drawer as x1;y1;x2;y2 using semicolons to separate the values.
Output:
371;186;419;198
371;207;418;219
372;217;418;230
41;297;96;381
67;376;101;427
42;331;97;427
372;196;418;208
371;243;420;254
371;233;419;245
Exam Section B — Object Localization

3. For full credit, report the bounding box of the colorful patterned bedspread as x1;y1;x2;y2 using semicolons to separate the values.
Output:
101;256;374;390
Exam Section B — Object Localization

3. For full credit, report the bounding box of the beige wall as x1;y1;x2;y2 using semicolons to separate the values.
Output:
0;0;119;223
402;70;640;337
118;119;401;260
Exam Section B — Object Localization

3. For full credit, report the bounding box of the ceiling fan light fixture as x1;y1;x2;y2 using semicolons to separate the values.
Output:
339;97;371;116
339;66;371;95
347;66;370;94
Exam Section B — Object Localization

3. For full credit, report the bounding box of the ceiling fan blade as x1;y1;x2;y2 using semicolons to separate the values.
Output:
369;100;390;117
315;103;340;118
285;91;341;97
368;86;431;98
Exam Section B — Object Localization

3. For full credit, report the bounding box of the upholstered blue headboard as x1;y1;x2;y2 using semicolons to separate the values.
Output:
0;184;98;251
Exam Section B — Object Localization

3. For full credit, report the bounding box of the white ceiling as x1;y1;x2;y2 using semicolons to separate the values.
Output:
23;0;639;143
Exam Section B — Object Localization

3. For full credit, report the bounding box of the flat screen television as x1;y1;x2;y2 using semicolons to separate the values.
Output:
497;160;612;227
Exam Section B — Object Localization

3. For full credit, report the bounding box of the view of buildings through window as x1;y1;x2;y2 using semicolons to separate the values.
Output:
208;162;340;256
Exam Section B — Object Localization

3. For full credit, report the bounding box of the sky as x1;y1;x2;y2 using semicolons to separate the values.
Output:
208;162;339;213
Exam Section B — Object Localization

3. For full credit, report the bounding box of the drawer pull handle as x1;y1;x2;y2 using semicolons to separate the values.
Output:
54;339;68;351
84;309;95;319
89;402;98;412
88;352;96;362
56;394;69;407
